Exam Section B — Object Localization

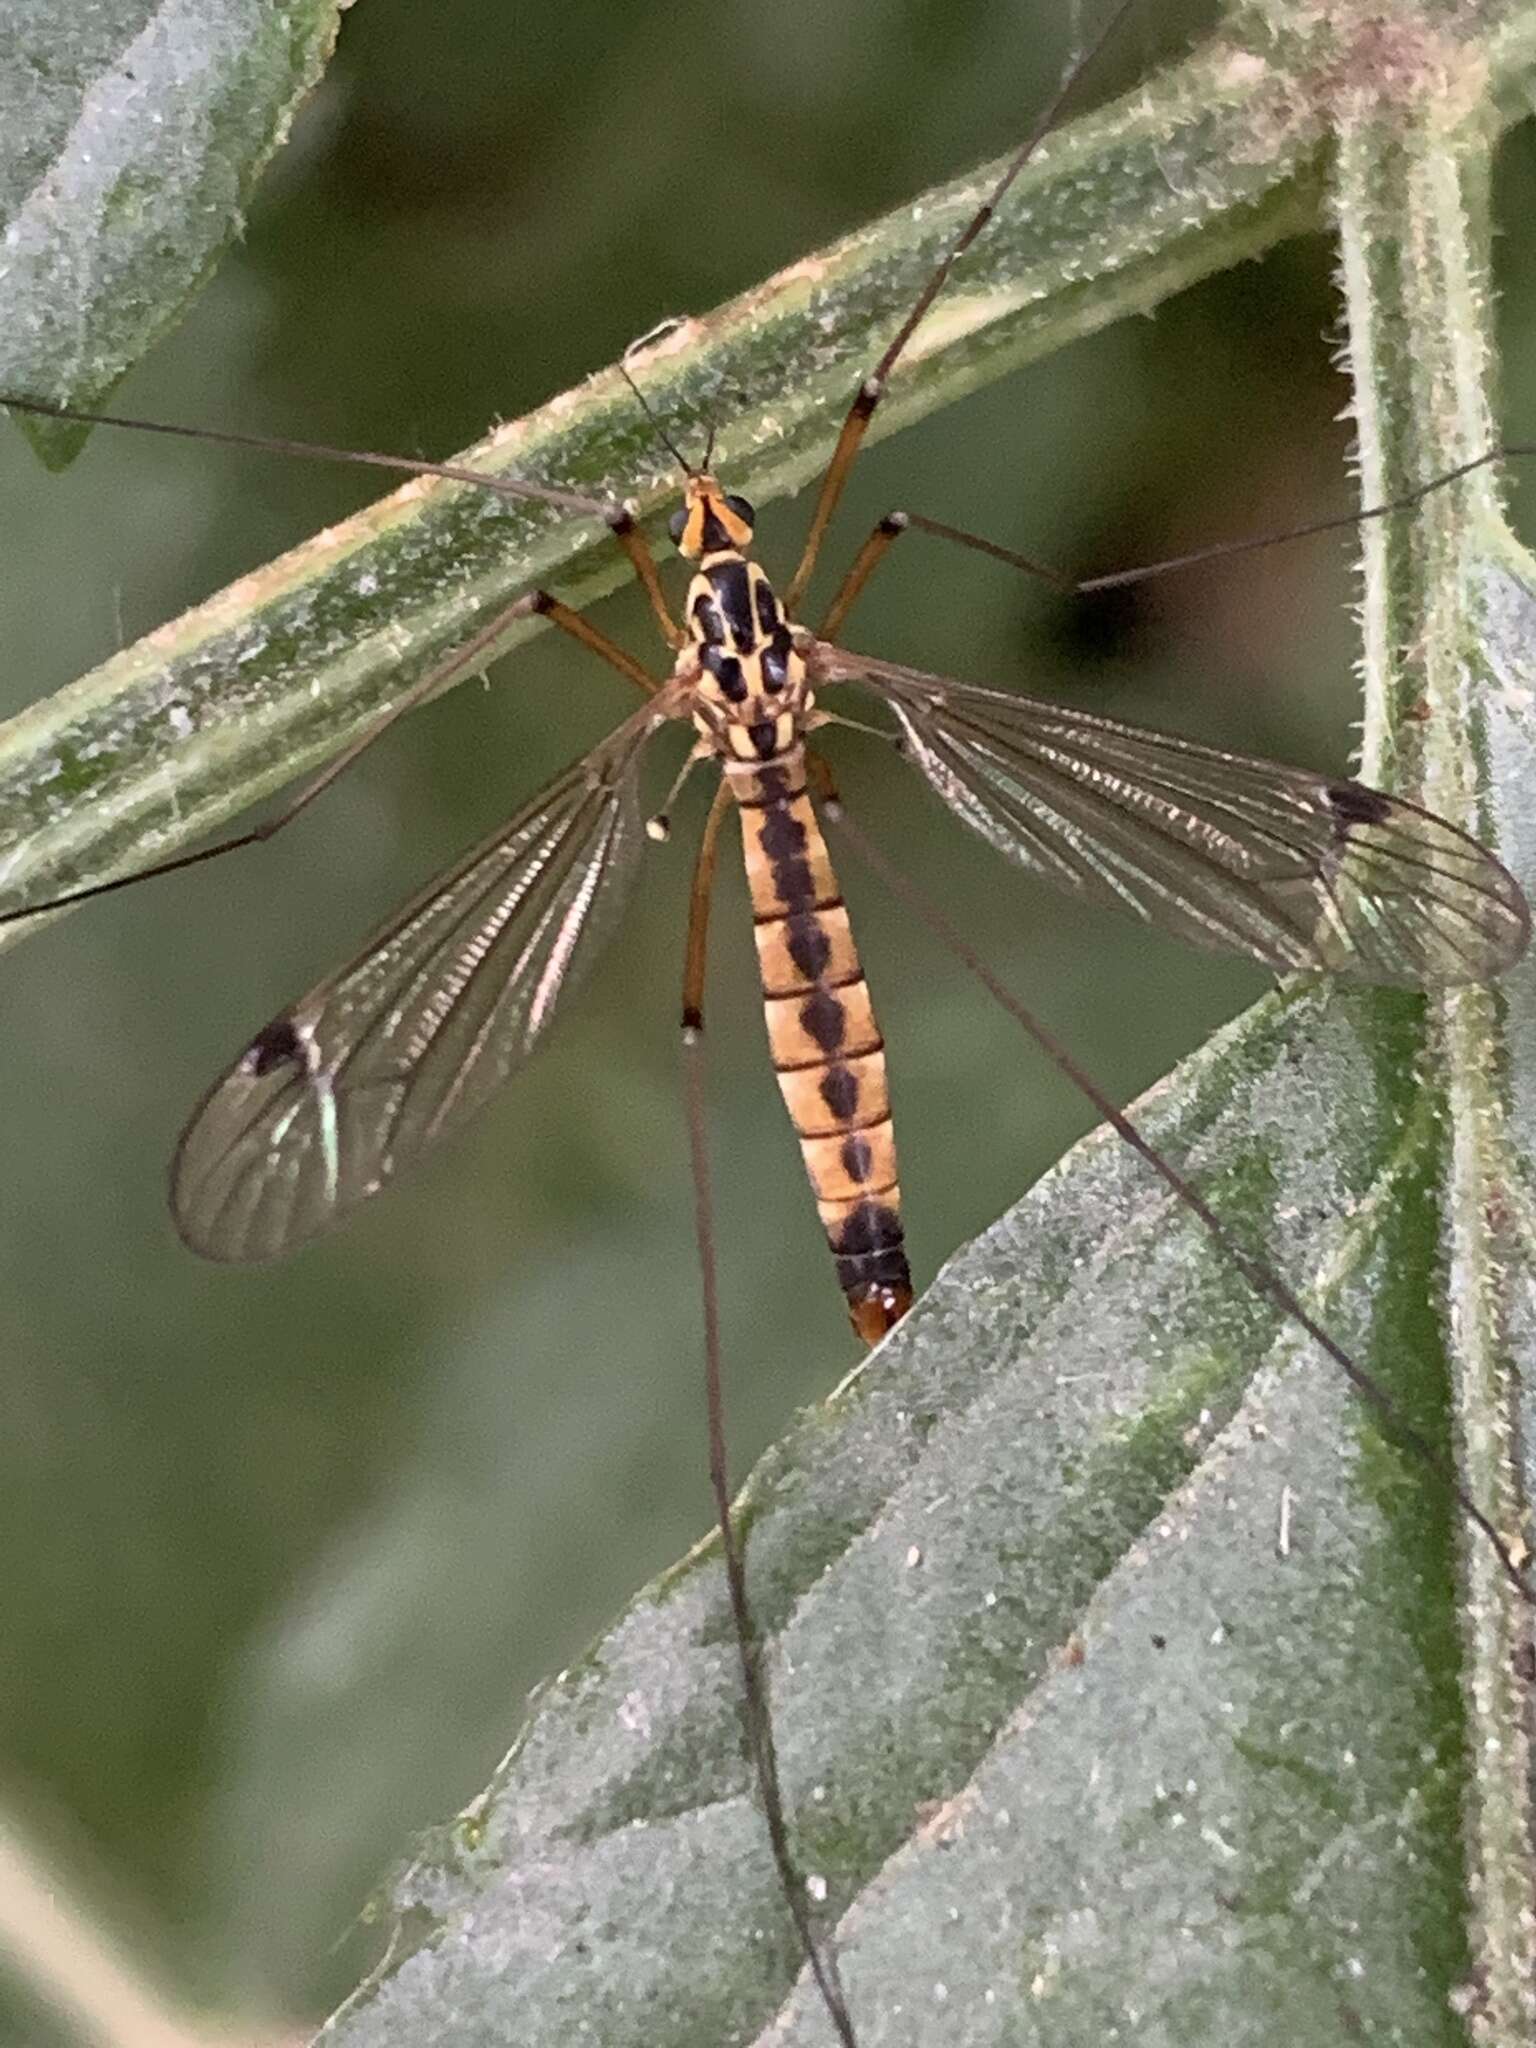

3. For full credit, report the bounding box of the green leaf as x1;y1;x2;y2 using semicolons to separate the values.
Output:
314;983;1522;2048
0;0;349;467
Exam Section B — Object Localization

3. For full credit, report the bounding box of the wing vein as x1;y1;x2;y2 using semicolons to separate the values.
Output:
171;715;659;1262
827;649;1528;987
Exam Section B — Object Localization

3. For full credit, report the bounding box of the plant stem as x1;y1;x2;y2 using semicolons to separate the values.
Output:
1334;9;1536;2035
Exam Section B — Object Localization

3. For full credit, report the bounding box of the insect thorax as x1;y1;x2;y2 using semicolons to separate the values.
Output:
680;545;813;766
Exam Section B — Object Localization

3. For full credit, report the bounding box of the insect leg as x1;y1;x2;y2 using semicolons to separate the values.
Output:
679;779;859;2048
2;585;659;929
812;515;908;642
0;591;570;926
814;511;1069;641
783;0;1142;613
0;391;615;519
681;778;732;1031
1069;446;1522;593
517;588;661;696
607;511;686;650
814;439;1533;640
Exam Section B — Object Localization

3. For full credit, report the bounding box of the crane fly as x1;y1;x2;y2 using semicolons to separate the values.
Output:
4;437;1524;1320
2;0;1533;2038
150;507;1526;1309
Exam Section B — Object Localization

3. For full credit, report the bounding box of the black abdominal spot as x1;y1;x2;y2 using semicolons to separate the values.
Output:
835;1240;911;1284
1326;780;1393;829
832;1200;903;1255
772;857;815;908
840;1134;874;1183
799;988;846;1052
755;577;782;634
819;1064;859;1119
784;912;832;979
692;591;726;645
758;805;807;863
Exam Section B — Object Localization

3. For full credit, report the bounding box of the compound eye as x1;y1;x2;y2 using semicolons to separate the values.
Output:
667;505;689;547
724;493;755;528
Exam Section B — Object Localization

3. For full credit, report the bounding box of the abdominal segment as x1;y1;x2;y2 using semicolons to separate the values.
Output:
731;747;913;1343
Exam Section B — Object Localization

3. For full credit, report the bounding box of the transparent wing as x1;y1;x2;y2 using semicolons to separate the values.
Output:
828;651;1529;986
172;717;657;1262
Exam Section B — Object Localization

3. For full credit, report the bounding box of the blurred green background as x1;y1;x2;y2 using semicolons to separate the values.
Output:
2;0;1534;2035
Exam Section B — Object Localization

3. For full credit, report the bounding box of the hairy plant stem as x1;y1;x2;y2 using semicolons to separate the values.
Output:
1334;10;1536;2034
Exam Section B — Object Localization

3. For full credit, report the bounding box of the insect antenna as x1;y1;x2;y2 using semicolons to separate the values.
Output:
820;786;1533;1608
0;391;617;517
618;360;697;479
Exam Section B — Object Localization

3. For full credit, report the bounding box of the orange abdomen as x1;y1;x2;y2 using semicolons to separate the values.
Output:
729;747;911;1343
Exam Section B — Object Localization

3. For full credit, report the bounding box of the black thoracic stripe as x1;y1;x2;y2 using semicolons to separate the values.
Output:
708;558;756;650
702;647;748;701
691;588;726;645
754;575;781;635
761;624;794;693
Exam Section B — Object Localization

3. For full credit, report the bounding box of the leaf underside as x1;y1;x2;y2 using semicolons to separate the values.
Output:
0;0;348;466
316;980;1477;2046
